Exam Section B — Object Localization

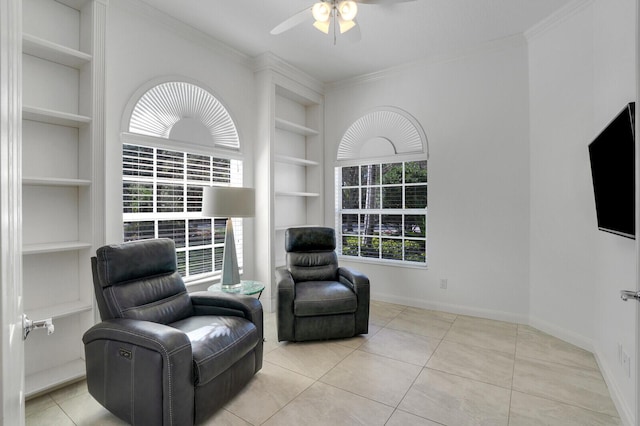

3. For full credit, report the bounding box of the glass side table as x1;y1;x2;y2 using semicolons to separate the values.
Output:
207;280;265;299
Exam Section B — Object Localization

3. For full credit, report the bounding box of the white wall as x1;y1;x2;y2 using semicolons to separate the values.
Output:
101;0;637;419
104;0;257;285
324;39;531;323
528;1;637;422
528;2;597;350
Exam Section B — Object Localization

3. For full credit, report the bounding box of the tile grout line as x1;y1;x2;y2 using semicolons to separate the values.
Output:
26;303;622;425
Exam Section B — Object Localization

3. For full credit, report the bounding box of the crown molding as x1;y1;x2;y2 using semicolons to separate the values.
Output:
325;32;527;92
57;0;108;10
120;0;253;69
252;52;324;96
524;0;595;41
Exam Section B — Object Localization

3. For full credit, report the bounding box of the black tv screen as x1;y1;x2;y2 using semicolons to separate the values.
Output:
588;102;635;239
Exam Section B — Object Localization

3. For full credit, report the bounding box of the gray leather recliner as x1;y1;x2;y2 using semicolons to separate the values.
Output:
276;227;370;342
82;238;263;425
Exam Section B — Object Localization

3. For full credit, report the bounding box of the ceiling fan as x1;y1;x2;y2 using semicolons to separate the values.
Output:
270;0;415;41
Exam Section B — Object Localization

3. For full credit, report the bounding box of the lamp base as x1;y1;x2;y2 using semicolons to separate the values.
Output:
221;282;242;291
220;217;241;290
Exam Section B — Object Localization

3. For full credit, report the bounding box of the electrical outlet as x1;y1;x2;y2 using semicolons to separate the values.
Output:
622;351;631;378
440;278;448;289
618;343;623;364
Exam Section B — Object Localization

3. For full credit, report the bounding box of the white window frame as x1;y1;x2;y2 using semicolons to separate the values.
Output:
335;160;427;267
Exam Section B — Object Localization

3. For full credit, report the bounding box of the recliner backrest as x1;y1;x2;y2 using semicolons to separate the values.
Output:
92;238;194;323
285;227;338;282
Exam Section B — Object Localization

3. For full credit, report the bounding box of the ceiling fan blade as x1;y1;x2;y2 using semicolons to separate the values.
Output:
270;7;312;35
357;0;416;4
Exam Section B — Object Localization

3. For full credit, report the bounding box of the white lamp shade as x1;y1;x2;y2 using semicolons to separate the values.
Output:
312;2;331;22
338;1;357;21
201;186;255;218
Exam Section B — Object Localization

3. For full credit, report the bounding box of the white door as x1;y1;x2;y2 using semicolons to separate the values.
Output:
636;2;640;423
0;0;25;424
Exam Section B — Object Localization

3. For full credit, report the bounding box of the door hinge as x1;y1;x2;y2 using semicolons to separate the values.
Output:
23;315;54;340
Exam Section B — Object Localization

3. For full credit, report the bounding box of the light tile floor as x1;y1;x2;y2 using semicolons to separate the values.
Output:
26;301;622;425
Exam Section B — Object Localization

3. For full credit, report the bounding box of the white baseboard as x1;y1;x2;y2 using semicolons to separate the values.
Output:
592;345;635;426
529;316;635;425
528;315;594;353
371;291;529;325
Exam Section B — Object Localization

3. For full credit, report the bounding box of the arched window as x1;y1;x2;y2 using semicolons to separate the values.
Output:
121;79;244;280
335;107;428;265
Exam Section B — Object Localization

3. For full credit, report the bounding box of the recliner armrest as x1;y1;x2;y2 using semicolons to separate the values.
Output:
82;318;194;425
189;291;262;325
275;267;295;341
338;266;370;293
275;267;295;303
338;266;370;336
83;318;192;353
275;267;295;291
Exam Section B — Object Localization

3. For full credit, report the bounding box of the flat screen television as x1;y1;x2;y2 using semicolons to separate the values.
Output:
588;102;635;239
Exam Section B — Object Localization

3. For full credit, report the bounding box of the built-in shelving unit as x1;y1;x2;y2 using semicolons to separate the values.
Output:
22;33;92;68
23;177;93;186
275;117;320;136
22;105;92;127
21;0;106;397
23;241;93;255
274;154;319;167
254;55;324;311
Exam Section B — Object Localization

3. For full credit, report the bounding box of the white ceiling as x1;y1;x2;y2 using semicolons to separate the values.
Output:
138;0;577;83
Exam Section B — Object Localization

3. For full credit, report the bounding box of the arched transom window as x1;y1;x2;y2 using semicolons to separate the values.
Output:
128;81;240;150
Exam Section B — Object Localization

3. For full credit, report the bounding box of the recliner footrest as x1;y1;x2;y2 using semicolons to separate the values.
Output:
170;315;259;386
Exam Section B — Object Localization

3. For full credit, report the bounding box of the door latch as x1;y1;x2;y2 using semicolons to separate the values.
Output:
620;290;640;302
22;314;54;340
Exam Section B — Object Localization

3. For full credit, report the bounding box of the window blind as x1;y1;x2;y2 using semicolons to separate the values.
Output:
123;143;243;279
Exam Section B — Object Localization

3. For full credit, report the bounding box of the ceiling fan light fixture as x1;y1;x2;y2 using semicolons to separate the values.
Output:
312;2;332;22
313;19;331;34
338;16;356;34
337;1;358;21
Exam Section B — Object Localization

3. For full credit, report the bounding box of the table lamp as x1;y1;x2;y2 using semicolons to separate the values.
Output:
201;186;255;290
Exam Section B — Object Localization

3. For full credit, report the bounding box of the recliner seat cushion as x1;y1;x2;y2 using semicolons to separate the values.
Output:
170;315;259;386
294;281;357;316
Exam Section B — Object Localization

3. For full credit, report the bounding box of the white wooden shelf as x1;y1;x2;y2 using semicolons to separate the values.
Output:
23;105;91;128
23;177;92;187
26;300;93;321
23;241;92;255
274;154;319;167
21;0;105;398
22;33;91;69
26;358;85;398
275;117;319;136
275;191;320;197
